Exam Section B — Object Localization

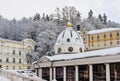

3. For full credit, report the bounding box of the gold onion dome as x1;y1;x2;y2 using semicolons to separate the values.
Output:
67;22;72;27
66;17;72;27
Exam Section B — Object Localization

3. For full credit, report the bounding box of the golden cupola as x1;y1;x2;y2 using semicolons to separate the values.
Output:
66;17;72;27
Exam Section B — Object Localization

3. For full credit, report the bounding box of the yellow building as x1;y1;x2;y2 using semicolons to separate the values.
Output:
79;27;120;51
0;38;35;70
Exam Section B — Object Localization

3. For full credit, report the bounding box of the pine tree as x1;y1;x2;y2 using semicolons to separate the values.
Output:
46;15;50;21
33;13;40;21
103;13;107;25
88;10;93;18
98;14;103;22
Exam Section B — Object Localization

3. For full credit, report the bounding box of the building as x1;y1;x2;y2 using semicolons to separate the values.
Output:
33;21;120;81
0;38;35;70
77;26;120;51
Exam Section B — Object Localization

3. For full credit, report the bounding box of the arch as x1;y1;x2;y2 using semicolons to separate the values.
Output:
79;48;83;52
58;48;62;53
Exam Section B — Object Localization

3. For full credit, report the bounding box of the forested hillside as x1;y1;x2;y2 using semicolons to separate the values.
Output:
0;6;120;61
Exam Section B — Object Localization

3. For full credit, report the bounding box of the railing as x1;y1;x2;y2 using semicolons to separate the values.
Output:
111;72;120;81
93;72;106;81
2;70;46;81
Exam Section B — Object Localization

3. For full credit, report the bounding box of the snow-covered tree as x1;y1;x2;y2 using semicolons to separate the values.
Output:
35;30;57;58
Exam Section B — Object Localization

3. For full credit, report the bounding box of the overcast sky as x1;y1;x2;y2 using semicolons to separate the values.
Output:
0;0;120;23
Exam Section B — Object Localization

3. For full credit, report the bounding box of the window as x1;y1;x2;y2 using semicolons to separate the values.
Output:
91;43;94;47
117;40;120;45
19;51;21;55
58;48;62;53
91;36;94;40
117;32;119;37
13;58;15;63
79;48;82;52
68;47;73;52
104;41;106;46
97;35;99;39
70;31;73;37
19;58;21;63
6;58;9;63
104;34;106;38
83;38;85;41
13;50;15;54
110;41;113;46
110;33;112;38
77;25;80;31
67;38;70;42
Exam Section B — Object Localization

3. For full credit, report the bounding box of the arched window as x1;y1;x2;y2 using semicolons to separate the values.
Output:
79;48;82;52
58;48;62;53
110;33;112;38
117;32;119;36
68;47;73;52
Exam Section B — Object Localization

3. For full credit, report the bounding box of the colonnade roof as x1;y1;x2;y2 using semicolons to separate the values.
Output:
43;46;120;61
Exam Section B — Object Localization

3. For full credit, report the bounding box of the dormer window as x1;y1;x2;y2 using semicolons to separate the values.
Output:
58;48;62;53
79;48;82;52
67;38;70;42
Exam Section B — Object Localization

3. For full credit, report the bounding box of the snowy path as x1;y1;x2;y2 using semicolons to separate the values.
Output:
0;76;10;81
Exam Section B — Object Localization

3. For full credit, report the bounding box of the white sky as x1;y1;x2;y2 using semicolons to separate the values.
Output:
0;0;120;23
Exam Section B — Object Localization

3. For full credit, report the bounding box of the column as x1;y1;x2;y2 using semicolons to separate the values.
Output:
89;64;93;81
39;68;42;78
50;68;52;81
75;66;78;81
53;67;56;79
63;67;66;81
106;63;110;81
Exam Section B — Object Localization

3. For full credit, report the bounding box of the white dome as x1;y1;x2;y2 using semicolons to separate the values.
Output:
54;27;84;54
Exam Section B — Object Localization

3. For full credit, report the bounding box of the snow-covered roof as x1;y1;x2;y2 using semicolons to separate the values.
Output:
44;46;120;61
88;28;120;34
55;27;83;45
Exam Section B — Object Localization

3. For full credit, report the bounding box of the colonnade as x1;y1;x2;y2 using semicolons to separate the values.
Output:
38;63;111;81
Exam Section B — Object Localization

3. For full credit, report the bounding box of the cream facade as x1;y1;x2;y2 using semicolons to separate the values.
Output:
0;38;35;70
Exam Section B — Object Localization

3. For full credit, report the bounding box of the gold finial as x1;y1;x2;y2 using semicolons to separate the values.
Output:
67;17;71;22
66;17;72;27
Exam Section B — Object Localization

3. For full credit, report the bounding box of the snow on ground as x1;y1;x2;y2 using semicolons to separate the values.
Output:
0;76;10;81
